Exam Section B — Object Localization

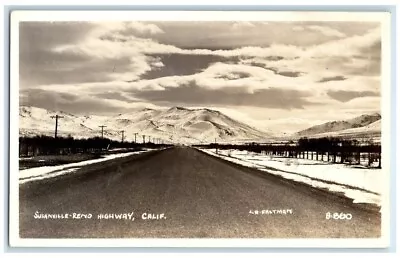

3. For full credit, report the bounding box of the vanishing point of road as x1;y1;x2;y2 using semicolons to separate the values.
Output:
19;147;381;238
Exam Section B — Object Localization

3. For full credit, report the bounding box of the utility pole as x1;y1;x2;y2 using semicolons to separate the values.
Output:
99;125;107;138
50;114;64;138
120;130;125;143
134;133;138;143
142;135;146;144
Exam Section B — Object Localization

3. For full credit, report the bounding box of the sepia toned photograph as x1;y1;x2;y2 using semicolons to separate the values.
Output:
9;10;392;247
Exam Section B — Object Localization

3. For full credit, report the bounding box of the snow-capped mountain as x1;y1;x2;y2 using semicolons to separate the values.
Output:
293;113;381;142
305;119;381;142
295;113;381;136
19;106;97;138
19;106;271;144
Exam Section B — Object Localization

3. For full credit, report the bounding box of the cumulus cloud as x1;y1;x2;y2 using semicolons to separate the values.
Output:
90;21;164;37
327;90;380;102
20;88;131;114
19;20;382;128
141;54;238;80
307;25;346;38
33;59;380;112
341;96;380;110
291;24;346;39
317;76;347;83
125;21;164;34
49;22;379;83
53;35;304;60
124;62;312;94
305;27;380;58
132;83;318;109
20;88;159;115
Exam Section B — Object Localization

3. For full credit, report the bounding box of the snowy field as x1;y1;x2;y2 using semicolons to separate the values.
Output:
19;149;155;184
199;148;383;207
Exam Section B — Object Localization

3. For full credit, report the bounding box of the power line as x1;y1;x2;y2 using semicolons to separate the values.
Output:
99;125;107;138
50;114;64;138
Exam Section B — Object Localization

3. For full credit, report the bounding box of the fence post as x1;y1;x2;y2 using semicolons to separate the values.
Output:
368;152;372;166
378;152;381;168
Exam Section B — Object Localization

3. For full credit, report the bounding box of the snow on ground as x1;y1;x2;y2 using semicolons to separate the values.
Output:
199;148;382;207
19;150;154;184
19;157;34;160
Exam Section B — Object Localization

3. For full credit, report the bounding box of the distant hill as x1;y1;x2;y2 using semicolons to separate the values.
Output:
293;113;381;142
295;113;381;136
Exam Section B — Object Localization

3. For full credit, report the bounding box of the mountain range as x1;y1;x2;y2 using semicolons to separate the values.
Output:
19;106;271;144
19;106;382;144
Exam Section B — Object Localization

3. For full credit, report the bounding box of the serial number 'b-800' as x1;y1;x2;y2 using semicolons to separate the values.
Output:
326;212;353;220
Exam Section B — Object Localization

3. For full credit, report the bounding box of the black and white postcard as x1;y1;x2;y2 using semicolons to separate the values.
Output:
9;10;392;248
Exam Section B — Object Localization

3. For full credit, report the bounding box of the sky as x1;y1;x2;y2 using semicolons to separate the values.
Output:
19;20;381;133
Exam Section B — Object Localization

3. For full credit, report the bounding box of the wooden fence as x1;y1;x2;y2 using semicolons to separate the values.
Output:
195;139;381;168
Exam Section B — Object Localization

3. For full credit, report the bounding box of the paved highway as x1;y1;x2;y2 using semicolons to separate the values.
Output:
19;147;381;238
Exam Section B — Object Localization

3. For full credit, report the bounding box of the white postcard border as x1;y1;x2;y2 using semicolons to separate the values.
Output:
8;10;393;248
